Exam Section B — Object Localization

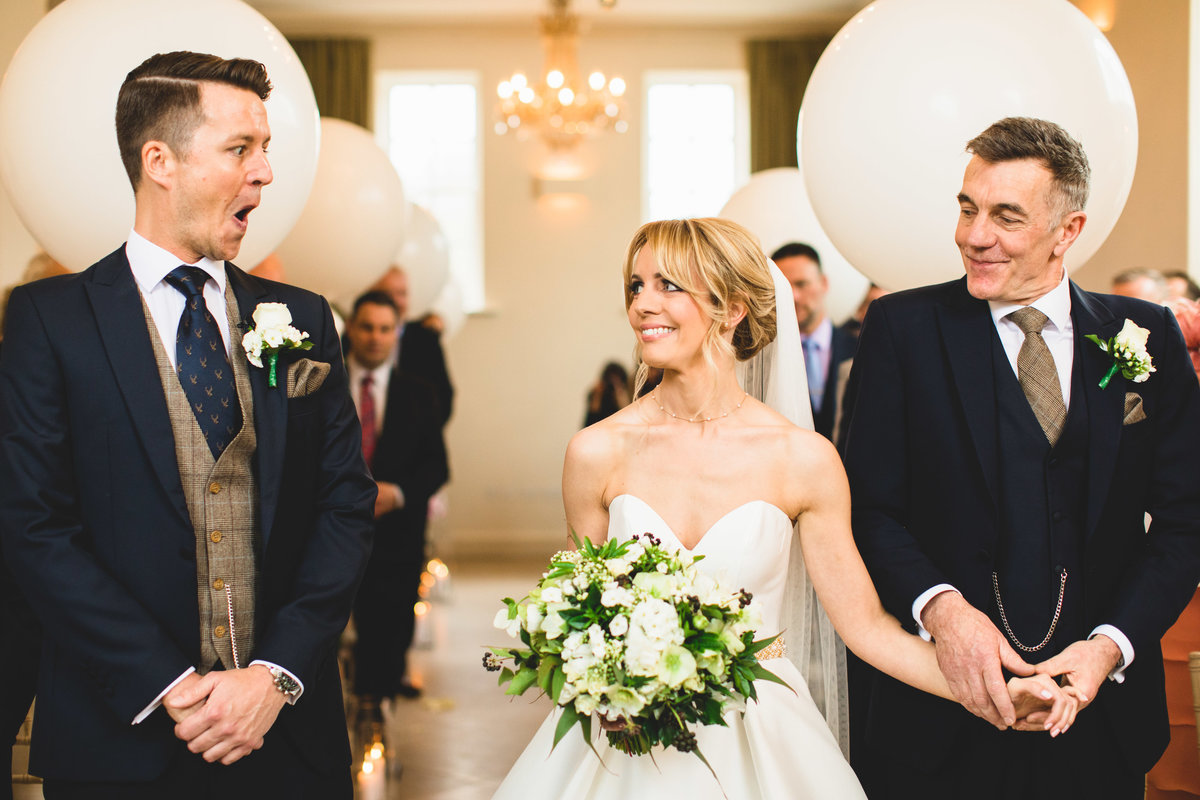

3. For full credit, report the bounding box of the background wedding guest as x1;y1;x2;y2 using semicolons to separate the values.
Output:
370;265;455;426
1164;271;1200;302
843;117;1200;799
0;51;375;798
1111;266;1169;302
344;290;449;711
583;361;631;427
770;242;856;440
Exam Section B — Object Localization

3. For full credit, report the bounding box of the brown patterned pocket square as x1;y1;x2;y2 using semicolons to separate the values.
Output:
1123;392;1146;425
286;358;330;399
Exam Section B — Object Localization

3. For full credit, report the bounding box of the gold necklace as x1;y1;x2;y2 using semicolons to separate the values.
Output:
651;387;748;423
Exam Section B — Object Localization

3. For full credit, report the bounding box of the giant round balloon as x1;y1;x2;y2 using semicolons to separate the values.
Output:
720;167;870;323
274;118;407;298
397;204;451;319
0;0;318;270
800;0;1137;290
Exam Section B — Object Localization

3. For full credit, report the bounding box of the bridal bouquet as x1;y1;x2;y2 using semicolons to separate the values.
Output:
485;533;787;767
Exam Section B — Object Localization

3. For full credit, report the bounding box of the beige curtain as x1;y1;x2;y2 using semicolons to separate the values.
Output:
288;38;372;129
746;37;831;173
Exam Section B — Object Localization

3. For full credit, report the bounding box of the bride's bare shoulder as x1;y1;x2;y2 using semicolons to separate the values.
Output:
566;399;648;470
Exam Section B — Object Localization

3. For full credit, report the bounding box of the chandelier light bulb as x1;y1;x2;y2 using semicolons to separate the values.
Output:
588;71;606;91
497;81;513;99
507;114;521;127
609;77;626;97
518;87;535;103
511;73;528;90
558;87;575;105
547;70;564;89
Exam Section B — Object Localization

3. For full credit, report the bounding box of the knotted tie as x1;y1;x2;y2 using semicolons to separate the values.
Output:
164;266;242;459
802;337;824;413
360;373;377;469
1007;307;1066;446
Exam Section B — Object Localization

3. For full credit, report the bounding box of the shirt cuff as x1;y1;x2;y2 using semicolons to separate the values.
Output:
249;660;304;704
132;666;196;725
912;584;960;641
1088;625;1134;683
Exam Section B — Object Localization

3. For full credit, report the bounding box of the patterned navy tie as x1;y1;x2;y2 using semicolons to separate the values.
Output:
164;266;243;458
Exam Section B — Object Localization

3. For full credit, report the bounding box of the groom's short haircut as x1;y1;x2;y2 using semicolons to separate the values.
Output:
115;51;273;192
966;117;1091;219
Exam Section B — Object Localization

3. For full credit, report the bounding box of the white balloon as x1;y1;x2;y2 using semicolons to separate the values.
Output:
274;118;407;298
396;204;450;319
431;279;466;340
720;167;870;323
800;0;1137;291
0;0;318;271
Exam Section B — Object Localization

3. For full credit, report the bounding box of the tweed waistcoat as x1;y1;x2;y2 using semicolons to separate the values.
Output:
141;281;260;672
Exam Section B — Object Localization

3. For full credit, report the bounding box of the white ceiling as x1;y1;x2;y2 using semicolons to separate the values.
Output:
244;0;872;27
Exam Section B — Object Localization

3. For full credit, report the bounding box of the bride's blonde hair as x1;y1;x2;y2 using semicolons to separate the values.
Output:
622;218;777;395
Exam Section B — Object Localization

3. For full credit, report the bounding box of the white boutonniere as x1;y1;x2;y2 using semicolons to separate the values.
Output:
1085;318;1155;389
241;302;313;388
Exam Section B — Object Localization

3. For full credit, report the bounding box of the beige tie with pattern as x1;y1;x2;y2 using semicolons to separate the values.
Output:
1008;307;1066;446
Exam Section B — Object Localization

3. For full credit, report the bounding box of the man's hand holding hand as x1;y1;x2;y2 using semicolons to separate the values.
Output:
1034;636;1122;712
162;672;209;724
172;665;286;765
922;591;1034;729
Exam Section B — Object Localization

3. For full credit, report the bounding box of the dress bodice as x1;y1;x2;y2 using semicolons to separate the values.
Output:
607;494;794;635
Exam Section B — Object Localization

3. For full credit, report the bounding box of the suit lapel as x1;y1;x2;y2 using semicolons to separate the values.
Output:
83;248;190;526
227;265;286;543
1071;283;1124;538
936;279;1000;508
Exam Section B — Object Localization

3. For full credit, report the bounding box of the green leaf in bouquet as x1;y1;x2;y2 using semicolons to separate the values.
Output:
742;633;781;657
747;662;794;693
497;666;514;687
688;632;724;652
544;565;574;580
553;703;583;749
506;665;539;696
700;696;725;725
502;597;519;619
550;665;566;703
536;655;562;694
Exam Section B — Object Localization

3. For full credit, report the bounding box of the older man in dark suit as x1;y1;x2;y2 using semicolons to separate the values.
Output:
0;52;375;799
843;117;1200;799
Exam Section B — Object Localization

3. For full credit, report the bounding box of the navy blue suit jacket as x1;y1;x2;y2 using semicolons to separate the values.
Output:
842;277;1200;771
0;247;376;781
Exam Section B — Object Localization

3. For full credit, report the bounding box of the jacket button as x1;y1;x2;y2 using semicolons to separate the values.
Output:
213;578;225;591
210;530;222;543
214;625;227;638
209;482;222;494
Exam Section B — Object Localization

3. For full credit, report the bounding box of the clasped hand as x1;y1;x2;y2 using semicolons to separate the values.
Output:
163;665;286;765
923;592;1117;735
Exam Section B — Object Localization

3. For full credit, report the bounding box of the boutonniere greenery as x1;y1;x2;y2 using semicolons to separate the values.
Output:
241;302;312;388
1085;318;1155;389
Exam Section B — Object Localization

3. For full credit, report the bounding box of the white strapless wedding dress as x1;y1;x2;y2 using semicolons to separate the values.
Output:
492;494;867;799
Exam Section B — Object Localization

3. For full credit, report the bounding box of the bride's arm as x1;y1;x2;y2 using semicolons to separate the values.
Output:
789;433;1077;730
562;426;616;546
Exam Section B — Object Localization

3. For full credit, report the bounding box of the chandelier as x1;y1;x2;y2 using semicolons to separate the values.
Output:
495;0;628;151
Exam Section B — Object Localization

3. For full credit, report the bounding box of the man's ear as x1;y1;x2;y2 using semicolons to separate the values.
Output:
141;140;176;190
1053;211;1087;258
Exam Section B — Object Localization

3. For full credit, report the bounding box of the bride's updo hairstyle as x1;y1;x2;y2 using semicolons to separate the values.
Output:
623;218;777;392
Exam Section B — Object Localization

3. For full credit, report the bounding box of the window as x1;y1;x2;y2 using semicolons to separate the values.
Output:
643;71;749;222
376;71;485;312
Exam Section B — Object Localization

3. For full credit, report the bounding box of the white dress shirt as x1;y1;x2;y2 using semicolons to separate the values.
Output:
914;271;1133;681
126;231;303;723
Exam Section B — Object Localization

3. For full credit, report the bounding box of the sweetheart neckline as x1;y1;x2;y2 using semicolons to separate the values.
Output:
609;493;792;553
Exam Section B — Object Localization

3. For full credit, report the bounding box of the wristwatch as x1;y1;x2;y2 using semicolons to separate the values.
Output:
268;666;301;700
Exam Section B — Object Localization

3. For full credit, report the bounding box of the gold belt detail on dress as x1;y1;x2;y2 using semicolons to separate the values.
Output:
755;635;787;661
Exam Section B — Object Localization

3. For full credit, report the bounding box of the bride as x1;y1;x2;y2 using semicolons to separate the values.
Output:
493;218;1077;799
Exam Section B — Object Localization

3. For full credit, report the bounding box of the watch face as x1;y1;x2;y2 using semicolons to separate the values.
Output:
273;670;300;695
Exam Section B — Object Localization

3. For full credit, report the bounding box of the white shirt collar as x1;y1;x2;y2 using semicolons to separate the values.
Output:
801;316;833;349
987;269;1072;333
126;229;226;295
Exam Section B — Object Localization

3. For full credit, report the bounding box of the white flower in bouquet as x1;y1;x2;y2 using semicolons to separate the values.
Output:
493;608;520;637
1086;318;1156;388
608;614;629;637
659;645;698;687
600;585;635;608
